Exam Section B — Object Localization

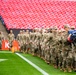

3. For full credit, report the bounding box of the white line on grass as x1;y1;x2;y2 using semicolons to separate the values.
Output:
16;53;49;75
0;51;12;53
0;59;8;62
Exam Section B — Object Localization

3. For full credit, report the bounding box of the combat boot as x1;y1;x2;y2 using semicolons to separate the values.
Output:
68;68;72;72
63;68;67;72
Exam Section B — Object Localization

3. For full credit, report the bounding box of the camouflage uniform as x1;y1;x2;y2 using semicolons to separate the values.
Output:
21;30;26;52
24;30;30;53
50;29;59;68
67;50;73;72
57;31;63;69
45;32;53;64
0;32;4;49
61;31;69;72
73;51;76;71
44;42;50;64
30;31;37;55
35;32;42;57
16;30;23;51
8;30;15;48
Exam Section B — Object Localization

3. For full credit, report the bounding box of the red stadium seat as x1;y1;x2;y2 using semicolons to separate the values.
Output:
0;0;76;30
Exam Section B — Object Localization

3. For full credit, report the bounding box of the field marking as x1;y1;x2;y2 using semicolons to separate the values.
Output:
16;53;49;75
0;59;8;62
0;51;12;53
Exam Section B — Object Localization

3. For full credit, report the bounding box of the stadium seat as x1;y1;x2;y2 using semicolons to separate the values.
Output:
0;0;76;30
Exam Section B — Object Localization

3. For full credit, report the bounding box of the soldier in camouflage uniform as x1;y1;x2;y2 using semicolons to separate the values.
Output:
35;29;42;57
54;30;63;69
50;27;59;68
41;42;45;60
30;29;37;56
24;30;30;53
30;30;35;55
58;30;65;70
61;25;71;72
0;31;4;49
41;29;48;60
21;30;26;52
44;30;53;64
8;30;15;48
16;30;23;52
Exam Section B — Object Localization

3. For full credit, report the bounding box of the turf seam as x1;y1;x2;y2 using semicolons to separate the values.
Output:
16;53;49;75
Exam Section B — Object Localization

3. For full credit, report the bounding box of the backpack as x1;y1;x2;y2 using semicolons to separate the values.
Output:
69;30;76;42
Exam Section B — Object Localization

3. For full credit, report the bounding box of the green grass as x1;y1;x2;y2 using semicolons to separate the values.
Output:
0;51;76;75
0;52;42;75
22;53;76;75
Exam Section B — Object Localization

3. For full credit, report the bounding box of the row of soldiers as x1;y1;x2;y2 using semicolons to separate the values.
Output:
0;25;76;72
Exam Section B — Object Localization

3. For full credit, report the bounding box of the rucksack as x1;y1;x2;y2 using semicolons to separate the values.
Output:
69;30;76;42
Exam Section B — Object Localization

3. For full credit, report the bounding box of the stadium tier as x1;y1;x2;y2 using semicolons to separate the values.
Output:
0;0;76;30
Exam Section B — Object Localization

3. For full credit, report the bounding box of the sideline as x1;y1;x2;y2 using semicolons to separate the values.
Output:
0;51;12;53
16;53;49;75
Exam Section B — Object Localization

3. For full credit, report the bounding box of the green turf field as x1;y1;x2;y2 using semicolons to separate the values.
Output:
0;51;76;75
0;51;42;75
22;54;76;75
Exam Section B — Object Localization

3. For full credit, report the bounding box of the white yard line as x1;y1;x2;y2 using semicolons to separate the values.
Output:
16;53;49;75
0;59;8;62
0;51;12;53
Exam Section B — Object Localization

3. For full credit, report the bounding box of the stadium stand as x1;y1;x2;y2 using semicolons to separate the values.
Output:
0;0;76;30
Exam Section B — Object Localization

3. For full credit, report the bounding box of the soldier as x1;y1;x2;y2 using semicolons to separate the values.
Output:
16;30;23;52
24;30;30;53
55;30;63;69
22;30;26;52
35;29;42;57
58;30;65;70
61;24;70;72
45;30;53;64
50;27;59;68
30;30;35;54
41;29;48;60
41;41;45;60
30;29;37;56
0;31;4;49
8;30;15;48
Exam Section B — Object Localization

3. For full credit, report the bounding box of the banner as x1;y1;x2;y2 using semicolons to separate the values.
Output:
2;40;9;50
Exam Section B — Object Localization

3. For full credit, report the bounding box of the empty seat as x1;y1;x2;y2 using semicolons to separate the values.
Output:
0;0;76;30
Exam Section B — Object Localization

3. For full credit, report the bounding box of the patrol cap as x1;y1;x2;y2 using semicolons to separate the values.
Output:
22;30;25;32
58;30;62;33
64;24;70;28
10;30;13;33
20;30;22;33
54;27;57;30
